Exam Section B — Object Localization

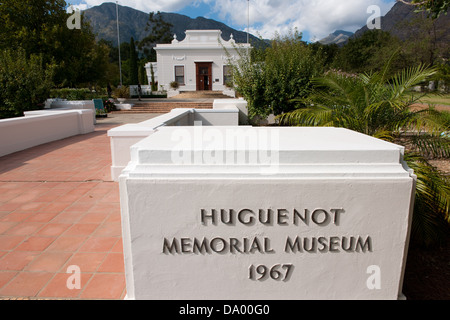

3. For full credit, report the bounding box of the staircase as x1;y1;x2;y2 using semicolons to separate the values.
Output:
170;91;232;99
112;91;232;114
115;101;213;114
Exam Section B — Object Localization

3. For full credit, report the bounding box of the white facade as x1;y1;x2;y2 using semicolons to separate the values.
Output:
144;62;158;88
151;30;251;92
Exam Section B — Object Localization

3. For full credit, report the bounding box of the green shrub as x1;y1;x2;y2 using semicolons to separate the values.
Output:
103;99;116;113
49;88;107;101
0;48;54;119
231;29;325;120
112;86;130;99
170;81;179;90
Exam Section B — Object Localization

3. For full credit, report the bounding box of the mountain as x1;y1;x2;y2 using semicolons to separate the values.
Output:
353;2;450;43
82;2;260;46
319;30;353;45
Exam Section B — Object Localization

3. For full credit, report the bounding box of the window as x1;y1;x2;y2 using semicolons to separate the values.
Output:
174;66;185;85
223;65;232;86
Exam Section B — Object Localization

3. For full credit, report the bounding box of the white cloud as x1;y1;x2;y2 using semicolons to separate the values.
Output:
210;0;396;40
79;0;396;40
67;3;89;12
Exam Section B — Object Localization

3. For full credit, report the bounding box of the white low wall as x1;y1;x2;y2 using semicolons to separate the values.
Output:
0;109;94;158
119;126;416;300
108;104;241;181
47;100;96;125
213;98;248;125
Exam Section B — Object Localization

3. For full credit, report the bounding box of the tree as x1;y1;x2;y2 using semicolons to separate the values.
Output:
139;64;148;86
309;42;339;70
129;37;139;85
0;0;109;87
0;0;67;55
231;30;325;119
397;0;450;19
139;11;174;62
278;59;450;246
150;63;158;91
333;30;404;74
0;48;54;119
398;14;448;67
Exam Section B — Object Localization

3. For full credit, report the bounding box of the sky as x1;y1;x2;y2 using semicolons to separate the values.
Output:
68;0;397;42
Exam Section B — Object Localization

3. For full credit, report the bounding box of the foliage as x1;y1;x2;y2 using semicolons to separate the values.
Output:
333;30;405;74
432;63;450;88
129;37;139;85
264;31;326;115
309;42;340;70
49;88;107;101
0;48;54;119
139;64;148;86
333;7;449;76
0;0;67;54
103;99;116;113
95;106;107;116
405;153;450;246
399;0;450;19
112;86;130;99
170;81;180;90
139;11;174;62
0;0;110;87
278;58;450;246
150;64;158;91
231;30;325;120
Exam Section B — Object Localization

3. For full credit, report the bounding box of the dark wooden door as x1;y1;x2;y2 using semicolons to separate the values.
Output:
196;62;212;91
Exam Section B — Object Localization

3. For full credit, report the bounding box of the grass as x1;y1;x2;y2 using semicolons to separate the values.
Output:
412;93;450;106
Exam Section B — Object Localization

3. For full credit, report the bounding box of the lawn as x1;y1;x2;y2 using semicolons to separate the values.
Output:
412;93;450;107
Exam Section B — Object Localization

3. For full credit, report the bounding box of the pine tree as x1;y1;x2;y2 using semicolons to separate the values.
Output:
129;37;139;85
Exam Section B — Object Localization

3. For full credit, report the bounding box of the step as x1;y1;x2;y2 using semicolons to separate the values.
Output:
113;101;213;114
172;91;231;99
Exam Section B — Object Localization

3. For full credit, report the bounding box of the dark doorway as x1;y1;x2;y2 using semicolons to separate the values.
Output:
196;62;212;91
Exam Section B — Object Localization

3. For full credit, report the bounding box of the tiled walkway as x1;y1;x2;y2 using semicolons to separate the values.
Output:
0;113;159;299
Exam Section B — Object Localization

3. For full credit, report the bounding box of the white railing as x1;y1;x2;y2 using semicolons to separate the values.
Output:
0;109;94;158
107;99;248;181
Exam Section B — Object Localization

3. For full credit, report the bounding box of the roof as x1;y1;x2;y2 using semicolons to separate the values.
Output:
155;29;251;51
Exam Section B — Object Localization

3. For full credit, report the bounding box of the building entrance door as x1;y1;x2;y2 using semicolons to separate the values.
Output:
196;62;212;91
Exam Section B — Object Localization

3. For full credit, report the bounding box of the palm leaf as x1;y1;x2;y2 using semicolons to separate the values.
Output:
410;134;450;159
405;152;450;246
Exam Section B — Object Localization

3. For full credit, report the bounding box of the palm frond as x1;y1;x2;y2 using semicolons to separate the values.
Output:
277;104;334;127
389;64;437;101
373;129;394;142
410;134;450;159
405;152;450;246
282;61;449;247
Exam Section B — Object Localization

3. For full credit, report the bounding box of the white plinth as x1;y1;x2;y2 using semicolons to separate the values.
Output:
115;104;134;110
119;127;416;300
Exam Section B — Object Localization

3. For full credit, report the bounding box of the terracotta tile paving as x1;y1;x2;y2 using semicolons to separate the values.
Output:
0;120;139;300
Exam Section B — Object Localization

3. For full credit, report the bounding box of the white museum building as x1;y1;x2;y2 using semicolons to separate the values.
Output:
145;30;251;93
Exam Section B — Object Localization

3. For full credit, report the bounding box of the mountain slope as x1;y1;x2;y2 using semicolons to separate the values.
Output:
319;30;353;45
353;2;450;43
83;2;260;46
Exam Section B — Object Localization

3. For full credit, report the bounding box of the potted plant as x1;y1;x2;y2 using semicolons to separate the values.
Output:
95;107;108;118
113;86;130;104
170;81;180;90
103;99;116;113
